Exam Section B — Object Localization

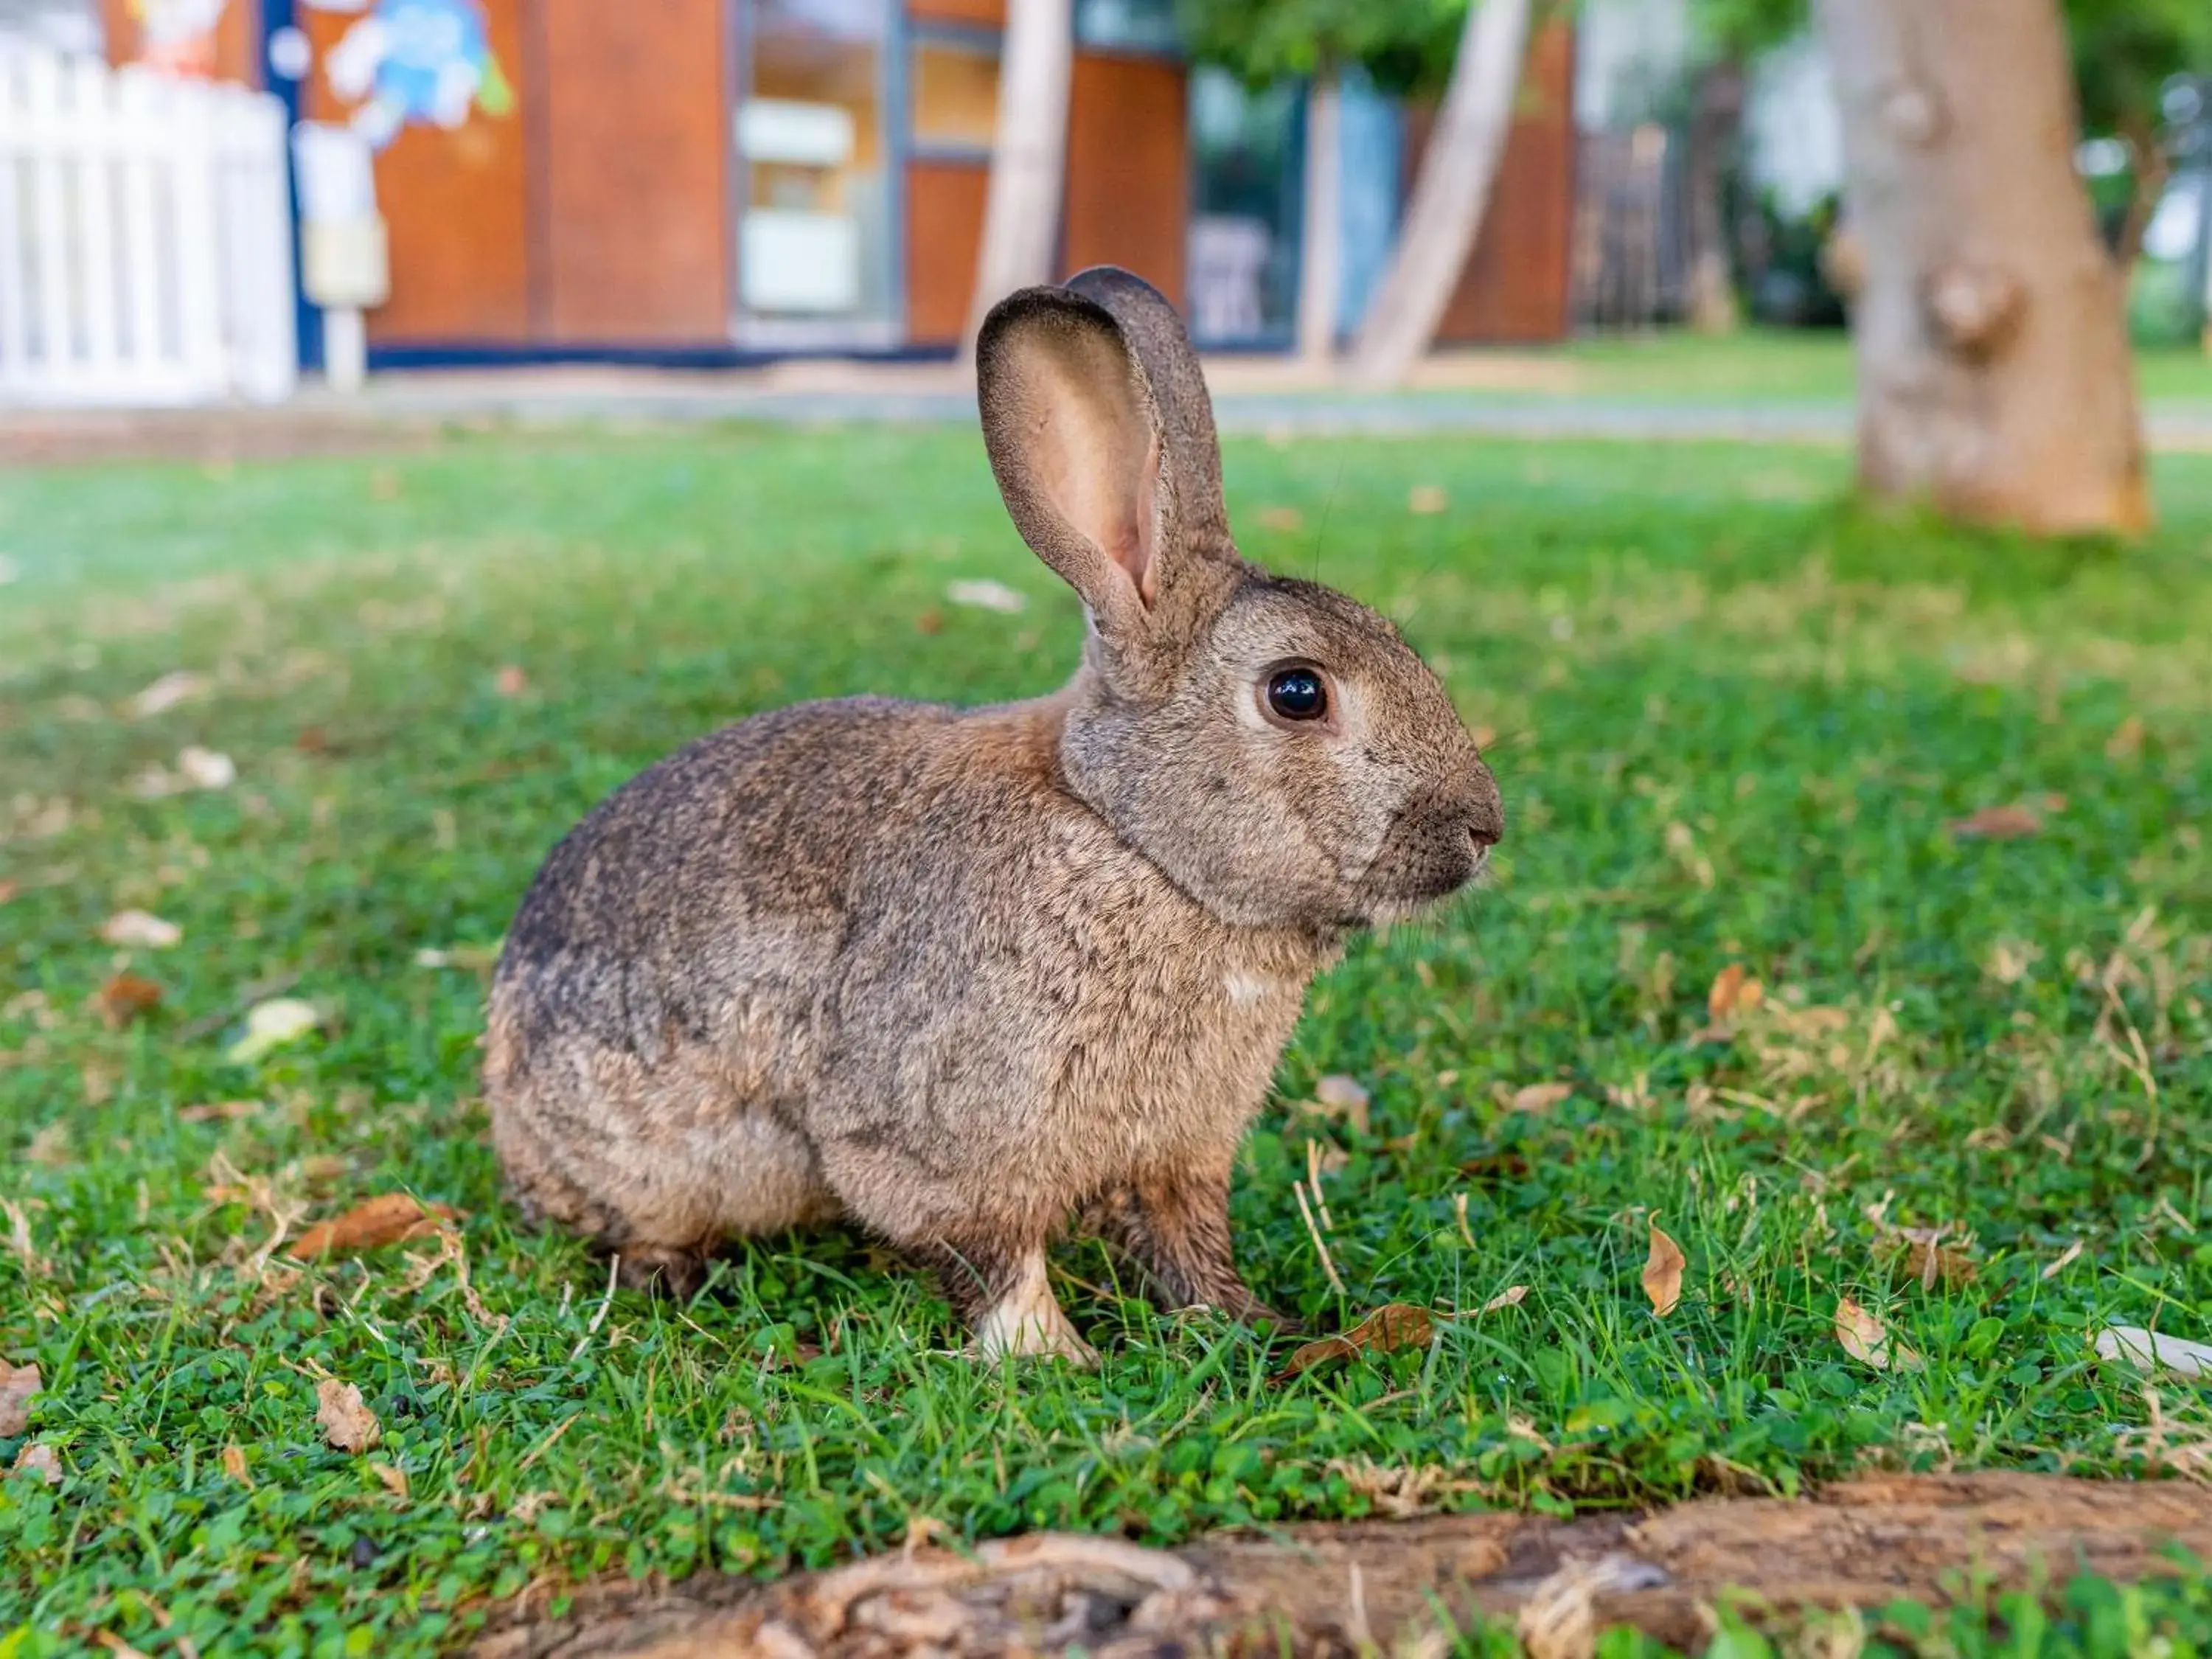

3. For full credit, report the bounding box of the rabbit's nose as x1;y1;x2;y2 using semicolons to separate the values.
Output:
1464;764;1505;849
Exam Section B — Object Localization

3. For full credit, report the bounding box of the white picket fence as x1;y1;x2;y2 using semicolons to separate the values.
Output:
0;43;296;407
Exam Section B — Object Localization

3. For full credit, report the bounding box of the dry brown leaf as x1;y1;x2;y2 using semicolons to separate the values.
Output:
93;973;164;1029
1642;1222;1686;1315
288;1194;457;1261
1707;963;1764;1021
10;1443;60;1484
316;1379;381;1453
369;1461;409;1499
1280;1303;1436;1378
99;910;181;950
1949;802;2043;840
914;608;943;636
1506;1082;1573;1116
494;664;529;698
0;1360;39;1437
2042;1238;2086;1279
1879;1232;1979;1290
2106;715;2145;760
1408;484;1447;515
1309;1074;1371;1136
178;1100;261;1124
1836;1295;1921;1371
1482;1284;1529;1313
1256;506;1305;532
222;1444;251;1486
0;880;17;905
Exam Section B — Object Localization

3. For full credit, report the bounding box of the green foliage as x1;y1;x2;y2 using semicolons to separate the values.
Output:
2064;0;2212;142
1174;0;1467;93
2;423;2211;1653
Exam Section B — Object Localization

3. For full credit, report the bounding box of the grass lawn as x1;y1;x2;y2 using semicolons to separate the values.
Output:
1477;328;2212;410
2;428;2209;1655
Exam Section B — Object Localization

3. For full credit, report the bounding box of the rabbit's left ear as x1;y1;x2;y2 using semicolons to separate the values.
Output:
977;285;1167;636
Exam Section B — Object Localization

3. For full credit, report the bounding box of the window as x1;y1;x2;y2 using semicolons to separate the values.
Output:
911;38;999;154
1074;0;1178;52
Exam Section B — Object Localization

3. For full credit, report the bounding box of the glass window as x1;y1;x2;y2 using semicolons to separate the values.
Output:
737;0;896;331
911;39;1000;153
1074;0;1178;52
1186;67;1301;346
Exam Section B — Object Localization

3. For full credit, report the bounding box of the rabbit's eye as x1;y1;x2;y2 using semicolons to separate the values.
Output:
1265;667;1329;723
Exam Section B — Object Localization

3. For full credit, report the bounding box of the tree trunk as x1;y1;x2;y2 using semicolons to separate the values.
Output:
1683;60;1745;334
1813;0;2148;533
961;0;1074;355
1295;71;1344;369
1346;0;1534;390
2112;110;2167;272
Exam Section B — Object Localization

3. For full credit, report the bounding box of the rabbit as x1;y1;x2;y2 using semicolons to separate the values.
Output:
484;266;1503;1364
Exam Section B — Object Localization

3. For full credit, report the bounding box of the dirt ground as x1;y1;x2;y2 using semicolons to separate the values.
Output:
473;1474;2212;1659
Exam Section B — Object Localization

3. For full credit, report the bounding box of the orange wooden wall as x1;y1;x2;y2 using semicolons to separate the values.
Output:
535;0;731;343
1063;52;1187;307
1404;20;1576;345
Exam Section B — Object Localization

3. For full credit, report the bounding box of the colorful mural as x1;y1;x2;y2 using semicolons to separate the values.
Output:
312;0;513;149
127;0;228;77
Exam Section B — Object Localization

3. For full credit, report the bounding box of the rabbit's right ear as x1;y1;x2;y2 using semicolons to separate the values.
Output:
976;288;1169;640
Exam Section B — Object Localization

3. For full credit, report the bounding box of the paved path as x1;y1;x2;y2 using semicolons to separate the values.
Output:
8;362;2212;465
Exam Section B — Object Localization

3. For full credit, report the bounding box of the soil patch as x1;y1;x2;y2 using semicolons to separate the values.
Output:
475;1473;2212;1658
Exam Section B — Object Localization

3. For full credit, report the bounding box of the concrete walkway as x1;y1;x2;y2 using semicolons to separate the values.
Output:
7;356;2212;465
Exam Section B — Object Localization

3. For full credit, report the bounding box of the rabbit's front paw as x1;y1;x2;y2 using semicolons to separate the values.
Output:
971;1256;1099;1367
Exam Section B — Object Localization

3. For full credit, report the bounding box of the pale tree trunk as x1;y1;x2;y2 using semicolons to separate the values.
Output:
1347;0;1534;391
1295;71;1344;369
1683;60;1745;334
1814;0;2148;533
961;0;1074;355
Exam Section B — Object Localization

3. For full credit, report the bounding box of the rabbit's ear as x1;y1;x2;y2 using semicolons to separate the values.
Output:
1063;266;1228;549
977;286;1166;633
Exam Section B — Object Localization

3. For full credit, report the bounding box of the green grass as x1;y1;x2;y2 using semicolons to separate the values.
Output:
1453;327;2212;409
1;428;2208;1656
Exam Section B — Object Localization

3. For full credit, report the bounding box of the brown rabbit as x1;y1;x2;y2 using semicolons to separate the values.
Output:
484;267;1502;1363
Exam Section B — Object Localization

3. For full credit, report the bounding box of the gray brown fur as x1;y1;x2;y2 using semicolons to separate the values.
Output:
485;268;1502;1361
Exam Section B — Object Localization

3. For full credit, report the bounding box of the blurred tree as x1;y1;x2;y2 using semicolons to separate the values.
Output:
1815;0;2146;532
962;0;1075;354
1175;0;1467;365
1348;0;1537;387
2067;0;2212;268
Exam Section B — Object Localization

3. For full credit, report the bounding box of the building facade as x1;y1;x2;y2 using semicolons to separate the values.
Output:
83;0;1575;368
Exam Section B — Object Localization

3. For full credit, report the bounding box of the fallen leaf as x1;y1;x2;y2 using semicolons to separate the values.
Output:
222;1444;251;1486
0;880;15;904
1506;1081;1573;1116
178;1100;261;1124
494;664;529;698
1836;1295;1921;1371
369;1461;409;1499
2041;1238;2085;1280
316;1380;381;1453
128;670;206;719
10;1443;60;1484
1408;485;1448;515
295;726;330;754
2105;715;2145;760
2096;1326;2212;1380
1983;939;2039;985
25;1124;69;1166
1482;1284;1528;1313
93;973;164;1029
226;997;321;1064
0;1361;39;1437
1281;1303;1436;1377
288;1194;458;1261
1949;802;2043;840
176;746;236;790
946;579;1027;614
100;910;181;950
1256;506;1305;532
1310;1074;1371;1135
1642;1222;1686;1315
1878;1232;1978;1289
1706;963;1763;1021
914;608;943;635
